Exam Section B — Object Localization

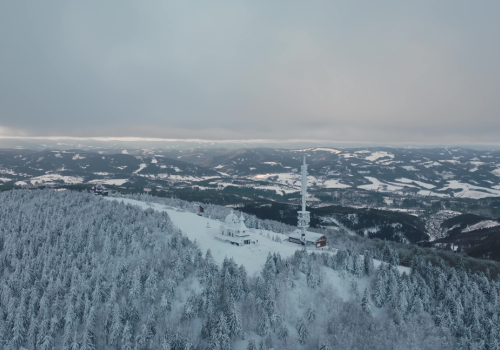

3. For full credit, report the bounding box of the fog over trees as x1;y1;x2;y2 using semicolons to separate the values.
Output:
0;190;499;349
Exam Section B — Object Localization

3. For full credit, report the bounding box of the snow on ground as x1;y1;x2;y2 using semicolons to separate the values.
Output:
88;179;129;185
15;181;28;186
436;180;500;199
400;165;418;171
321;179;351;189
417;190;448;198
358;177;404;192
463;220;500;232
72;154;85;160
121;150;128;154
133;163;147;174
0;177;12;182
29;174;84;185
0;169;17;175
423;161;441;168
251;172;298;184
365;151;394;162
105;197;412;298
151;158;158;164
492;168;500;177
105;198;326;276
395;177;436;189
295;147;341;154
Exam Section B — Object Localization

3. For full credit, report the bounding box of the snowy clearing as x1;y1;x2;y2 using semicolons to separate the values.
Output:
88;179;129;185
30;174;84;185
437;180;500;199
395;177;436;189
365;151;394;162
106;198;326;276
462;220;500;232
133;163;147;174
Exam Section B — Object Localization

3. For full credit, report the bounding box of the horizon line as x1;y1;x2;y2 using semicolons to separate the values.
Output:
1;136;500;147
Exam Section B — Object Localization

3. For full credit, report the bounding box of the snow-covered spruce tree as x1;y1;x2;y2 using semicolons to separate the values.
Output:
296;316;309;345
361;288;372;316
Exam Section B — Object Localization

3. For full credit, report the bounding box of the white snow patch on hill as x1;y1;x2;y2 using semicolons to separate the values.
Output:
395;178;435;189
401;165;418;171
437;180;500;199
133;163;147;174
0;177;11;182
463;220;500;233
88;179;128;185
72;154;85;160
322;179;351;189
492;168;500;177
30;174;84;185
0;169;16;175
358;177;404;192
365;151;394;161
295;147;341;153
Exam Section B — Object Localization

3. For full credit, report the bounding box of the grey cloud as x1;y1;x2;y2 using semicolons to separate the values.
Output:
0;0;499;143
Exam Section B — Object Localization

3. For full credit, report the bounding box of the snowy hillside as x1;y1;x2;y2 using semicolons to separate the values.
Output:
0;190;499;349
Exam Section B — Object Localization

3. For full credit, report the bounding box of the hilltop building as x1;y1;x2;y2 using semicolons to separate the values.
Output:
289;157;327;248
218;211;256;246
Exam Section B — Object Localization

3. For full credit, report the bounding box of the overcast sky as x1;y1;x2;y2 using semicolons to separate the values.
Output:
1;1;499;143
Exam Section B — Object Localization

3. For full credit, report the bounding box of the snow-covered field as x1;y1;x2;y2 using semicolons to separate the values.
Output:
29;174;84;185
462;220;500;232
436;180;500;199
365;151;394;162
395;177;436;189
358;177;404;192
88;178;129;185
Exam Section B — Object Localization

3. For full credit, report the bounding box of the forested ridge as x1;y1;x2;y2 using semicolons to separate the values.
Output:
0;190;499;349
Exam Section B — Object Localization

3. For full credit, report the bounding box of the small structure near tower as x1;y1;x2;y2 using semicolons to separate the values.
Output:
92;183;109;196
217;210;256;246
288;157;327;248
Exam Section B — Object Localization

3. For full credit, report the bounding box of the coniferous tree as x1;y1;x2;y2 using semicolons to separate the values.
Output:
122;321;134;350
296;317;308;345
362;288;373;316
246;338;257;350
227;300;242;339
258;312;271;337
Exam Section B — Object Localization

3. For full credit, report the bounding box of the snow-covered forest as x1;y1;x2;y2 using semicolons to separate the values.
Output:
0;190;499;349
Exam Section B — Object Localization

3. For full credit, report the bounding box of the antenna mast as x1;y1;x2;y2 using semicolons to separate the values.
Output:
297;156;310;241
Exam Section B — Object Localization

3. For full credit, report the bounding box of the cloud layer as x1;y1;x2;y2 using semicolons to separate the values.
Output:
1;1;499;143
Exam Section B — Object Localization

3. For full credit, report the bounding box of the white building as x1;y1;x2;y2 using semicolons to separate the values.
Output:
217;211;256;246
